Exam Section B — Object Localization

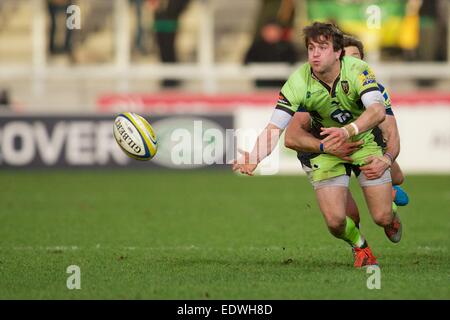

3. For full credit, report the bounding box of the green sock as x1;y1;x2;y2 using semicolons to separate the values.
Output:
338;217;366;248
392;202;398;214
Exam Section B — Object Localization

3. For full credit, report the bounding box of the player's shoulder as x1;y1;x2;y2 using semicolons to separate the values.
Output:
343;55;368;68
343;55;370;75
286;62;311;84
280;63;311;105
282;62;310;94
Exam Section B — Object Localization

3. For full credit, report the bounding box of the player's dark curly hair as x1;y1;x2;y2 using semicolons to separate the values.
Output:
343;35;365;59
303;22;345;60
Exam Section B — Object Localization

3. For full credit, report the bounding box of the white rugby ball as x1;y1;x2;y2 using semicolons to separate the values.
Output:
113;112;158;160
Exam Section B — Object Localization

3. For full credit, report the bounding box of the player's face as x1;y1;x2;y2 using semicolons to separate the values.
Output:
307;36;341;74
344;46;362;59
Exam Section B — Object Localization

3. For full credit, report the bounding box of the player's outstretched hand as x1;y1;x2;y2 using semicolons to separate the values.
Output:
320;127;349;151
360;155;391;179
231;148;258;176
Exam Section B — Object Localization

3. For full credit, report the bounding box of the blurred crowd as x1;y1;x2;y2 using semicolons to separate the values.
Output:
0;0;448;97
41;0;448;63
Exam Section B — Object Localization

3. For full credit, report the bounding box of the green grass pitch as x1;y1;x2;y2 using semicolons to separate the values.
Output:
0;171;448;299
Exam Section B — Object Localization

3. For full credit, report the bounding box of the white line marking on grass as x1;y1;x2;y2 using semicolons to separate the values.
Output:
417;246;448;252
1;245;289;251
6;246;80;251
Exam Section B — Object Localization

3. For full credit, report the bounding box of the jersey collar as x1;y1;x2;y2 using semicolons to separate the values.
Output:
310;61;342;97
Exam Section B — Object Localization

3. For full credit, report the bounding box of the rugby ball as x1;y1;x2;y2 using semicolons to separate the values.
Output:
113;112;158;160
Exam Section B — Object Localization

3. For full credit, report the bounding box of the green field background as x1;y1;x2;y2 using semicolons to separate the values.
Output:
0;171;448;299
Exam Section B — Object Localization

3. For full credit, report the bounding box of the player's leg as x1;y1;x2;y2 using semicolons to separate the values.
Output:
302;162;360;228
352;139;403;242
312;175;377;267
359;171;402;243
390;161;404;185
345;190;361;258
307;155;377;267
302;163;350;237
346;190;360;228
302;164;349;237
391;161;409;206
315;185;350;238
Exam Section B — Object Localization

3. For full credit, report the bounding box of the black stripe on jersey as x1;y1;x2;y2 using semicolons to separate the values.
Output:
297;106;307;112
360;86;381;98
275;105;295;116
277;92;292;107
331;76;340;97
345;163;361;177
297;152;320;168
311;67;340;97
386;107;394;116
372;126;386;149
356;98;365;110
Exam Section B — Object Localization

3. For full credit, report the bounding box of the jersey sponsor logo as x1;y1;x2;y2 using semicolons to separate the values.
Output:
341;81;349;94
277;93;291;107
330;109;354;124
359;68;376;86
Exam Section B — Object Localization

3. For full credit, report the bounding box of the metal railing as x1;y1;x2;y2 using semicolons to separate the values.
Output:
0;0;449;96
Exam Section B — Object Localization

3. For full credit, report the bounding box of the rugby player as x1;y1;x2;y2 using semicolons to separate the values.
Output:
284;35;409;230
233;22;402;267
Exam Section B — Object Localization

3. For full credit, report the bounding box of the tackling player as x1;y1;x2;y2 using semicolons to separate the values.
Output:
233;22;402;267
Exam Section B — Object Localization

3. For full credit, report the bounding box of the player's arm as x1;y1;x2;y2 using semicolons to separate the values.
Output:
320;96;385;149
284;112;317;152
380;111;405;184
232;104;295;175
376;86;400;160
232;122;284;176
358;83;400;179
379;114;400;160
284;112;362;160
233;76;304;175
321;66;386;149
360;112;400;180
349;98;386;134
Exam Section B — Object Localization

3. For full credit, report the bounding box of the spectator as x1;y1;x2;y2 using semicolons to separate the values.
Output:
435;0;449;61
255;0;296;41
399;0;422;61
417;0;448;61
244;20;298;88
47;0;73;55
131;0;148;54
0;89;11;110
150;0;190;88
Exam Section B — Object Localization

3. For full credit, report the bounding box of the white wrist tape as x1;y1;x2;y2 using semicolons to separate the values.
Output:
350;122;359;135
341;127;350;138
